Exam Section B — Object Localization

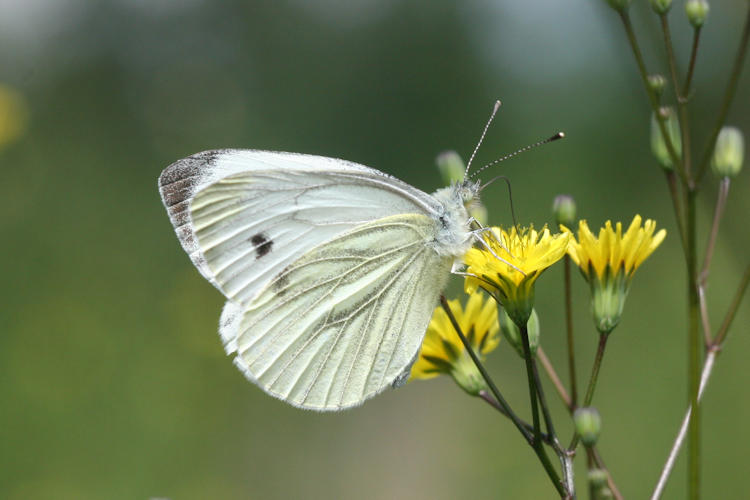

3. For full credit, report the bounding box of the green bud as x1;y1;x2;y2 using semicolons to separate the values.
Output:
499;307;540;358
574;407;602;446
650;107;682;170
647;74;667;99
685;0;709;27
449;353;488;396
588;468;608;488
436;150;466;185
711;126;744;178
552;194;576;227
604;0;632;12
649;0;672;14
596;487;614;500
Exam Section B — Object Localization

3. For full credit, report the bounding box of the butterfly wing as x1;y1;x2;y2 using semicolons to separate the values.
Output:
219;213;453;411
158;150;442;304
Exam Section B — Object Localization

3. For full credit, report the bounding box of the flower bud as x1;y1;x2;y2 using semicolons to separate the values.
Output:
649;0;672;14
685;0;709;27
499;307;540;358
650;107;682;170
552;194;576;227
711;126;744;178
450;355;489;396
647;74;667;99
574;407;602;447
588;468;608;488
604;0;632;12
436;150;466;185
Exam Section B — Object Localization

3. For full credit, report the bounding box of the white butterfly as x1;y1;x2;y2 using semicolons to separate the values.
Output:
159;149;480;411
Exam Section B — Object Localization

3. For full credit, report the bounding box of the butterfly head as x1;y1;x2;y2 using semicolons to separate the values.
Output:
456;178;481;210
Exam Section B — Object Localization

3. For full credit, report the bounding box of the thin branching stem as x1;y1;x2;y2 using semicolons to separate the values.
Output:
682;27;702;99
591;448;624;500
537;347;572;408
563;256;578;407
696;5;750;182
651;347;716;500
520;324;543;443
618;10;686;183
660;14;693;184
697;178;731;345
686;191;701;500
700;178;730;286
438;296;531;443
569;334;609;451
664;170;688;254
478;390;552;443
438;297;566;496
537;346;622;499
531;358;575;497
712;263;750;346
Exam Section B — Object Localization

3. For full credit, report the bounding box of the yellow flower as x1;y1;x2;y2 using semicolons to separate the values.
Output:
563;215;666;334
410;291;500;395
463;226;570;325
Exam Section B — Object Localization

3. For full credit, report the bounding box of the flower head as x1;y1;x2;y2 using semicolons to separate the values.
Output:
464;226;570;325
563;215;666;334
410;291;500;395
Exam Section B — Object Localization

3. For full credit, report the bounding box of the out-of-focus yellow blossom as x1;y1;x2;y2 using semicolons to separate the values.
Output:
562;215;666;334
410;291;500;396
0;84;28;151
464;226;570;326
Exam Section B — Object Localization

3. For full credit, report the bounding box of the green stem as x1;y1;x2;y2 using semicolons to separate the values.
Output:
697;179;731;345
687;190;701;500
478;390;552;443
569;334;609;451
682;27;702;99
439;297;566;496
655;266;750;499
618;10;686;183
564;256;578;407
537;346;622;499
583;334;608;407
439;296;531;443
696;5;750;183
712;263;750;347
660;14;693;185
664;170;688;254
531;355;577;497
520;324;542;441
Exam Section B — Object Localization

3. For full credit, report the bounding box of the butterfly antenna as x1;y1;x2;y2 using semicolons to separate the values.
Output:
481;175;519;230
469;131;565;179
465;100;502;177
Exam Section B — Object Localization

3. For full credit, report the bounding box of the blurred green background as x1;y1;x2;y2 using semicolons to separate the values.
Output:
2;0;749;498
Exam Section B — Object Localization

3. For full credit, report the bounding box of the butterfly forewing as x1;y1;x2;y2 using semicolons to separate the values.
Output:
160;150;440;304
220;214;453;410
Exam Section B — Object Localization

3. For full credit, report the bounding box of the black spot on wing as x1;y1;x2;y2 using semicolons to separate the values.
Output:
250;233;273;259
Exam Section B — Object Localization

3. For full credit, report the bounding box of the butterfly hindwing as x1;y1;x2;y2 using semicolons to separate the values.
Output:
219;213;452;410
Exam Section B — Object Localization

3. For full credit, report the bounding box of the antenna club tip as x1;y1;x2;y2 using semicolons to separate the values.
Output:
493;100;502;110
551;131;565;141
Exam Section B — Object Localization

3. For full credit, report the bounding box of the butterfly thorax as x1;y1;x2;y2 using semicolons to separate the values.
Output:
429;180;480;258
